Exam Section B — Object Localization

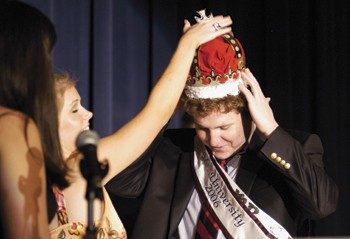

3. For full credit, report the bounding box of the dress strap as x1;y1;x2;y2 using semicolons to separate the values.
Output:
52;187;69;226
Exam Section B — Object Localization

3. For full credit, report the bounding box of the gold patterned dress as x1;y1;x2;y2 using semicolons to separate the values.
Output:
50;187;127;239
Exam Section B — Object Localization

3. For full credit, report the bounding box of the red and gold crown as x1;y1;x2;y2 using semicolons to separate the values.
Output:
184;10;246;99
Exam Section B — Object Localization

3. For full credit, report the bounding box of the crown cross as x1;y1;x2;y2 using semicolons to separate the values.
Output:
194;9;213;23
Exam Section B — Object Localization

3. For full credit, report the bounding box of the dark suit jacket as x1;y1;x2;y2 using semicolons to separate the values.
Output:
106;127;338;239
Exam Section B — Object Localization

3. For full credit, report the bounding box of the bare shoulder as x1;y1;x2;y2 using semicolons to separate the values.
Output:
0;106;27;127
0;106;44;193
0;107;49;238
0;106;42;153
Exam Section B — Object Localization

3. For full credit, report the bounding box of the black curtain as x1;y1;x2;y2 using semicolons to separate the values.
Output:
21;0;350;236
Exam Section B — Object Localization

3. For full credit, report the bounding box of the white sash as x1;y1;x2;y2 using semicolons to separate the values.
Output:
192;137;292;239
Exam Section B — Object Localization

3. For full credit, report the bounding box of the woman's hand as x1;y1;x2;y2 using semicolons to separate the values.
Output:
238;68;279;137
181;15;233;49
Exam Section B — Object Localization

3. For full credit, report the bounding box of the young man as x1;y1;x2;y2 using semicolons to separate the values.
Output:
106;11;338;238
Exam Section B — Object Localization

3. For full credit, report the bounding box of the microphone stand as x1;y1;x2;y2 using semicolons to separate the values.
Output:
80;157;109;239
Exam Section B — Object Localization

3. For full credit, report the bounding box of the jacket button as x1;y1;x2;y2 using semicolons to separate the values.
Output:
284;163;291;169
276;156;282;162
271;152;277;159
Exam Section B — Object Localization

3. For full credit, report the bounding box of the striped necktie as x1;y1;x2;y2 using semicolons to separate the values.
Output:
195;205;220;238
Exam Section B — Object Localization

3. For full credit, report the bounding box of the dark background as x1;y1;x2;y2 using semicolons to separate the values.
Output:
20;0;350;236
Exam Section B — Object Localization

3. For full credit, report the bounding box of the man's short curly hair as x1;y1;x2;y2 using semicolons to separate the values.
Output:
183;94;246;118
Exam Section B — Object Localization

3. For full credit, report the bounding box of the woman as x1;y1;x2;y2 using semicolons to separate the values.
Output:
0;1;68;238
51;72;126;238
50;15;233;238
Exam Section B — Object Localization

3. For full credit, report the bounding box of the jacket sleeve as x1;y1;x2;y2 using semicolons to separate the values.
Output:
260;127;339;219
105;131;163;198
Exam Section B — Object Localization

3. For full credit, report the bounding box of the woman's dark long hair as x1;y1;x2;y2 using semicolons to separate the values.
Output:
0;1;68;189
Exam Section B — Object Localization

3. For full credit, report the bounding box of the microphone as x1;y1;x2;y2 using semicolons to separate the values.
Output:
76;130;108;199
76;129;100;150
76;130;109;236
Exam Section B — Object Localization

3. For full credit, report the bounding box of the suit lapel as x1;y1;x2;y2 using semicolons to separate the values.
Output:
236;151;262;196
131;139;183;238
236;165;257;196
168;151;195;237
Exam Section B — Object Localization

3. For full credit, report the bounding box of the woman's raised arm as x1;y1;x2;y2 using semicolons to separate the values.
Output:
99;15;233;183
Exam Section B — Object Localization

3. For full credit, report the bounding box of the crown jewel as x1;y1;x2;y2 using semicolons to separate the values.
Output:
194;9;213;23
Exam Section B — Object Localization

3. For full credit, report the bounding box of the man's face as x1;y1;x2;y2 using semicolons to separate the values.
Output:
194;110;250;160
